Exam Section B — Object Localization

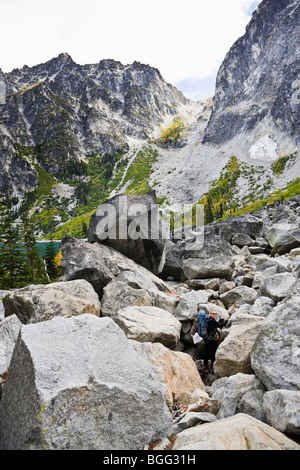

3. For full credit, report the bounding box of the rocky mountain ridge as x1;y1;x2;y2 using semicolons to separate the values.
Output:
0;53;187;195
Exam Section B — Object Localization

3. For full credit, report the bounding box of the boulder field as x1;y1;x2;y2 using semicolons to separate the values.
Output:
0;194;300;450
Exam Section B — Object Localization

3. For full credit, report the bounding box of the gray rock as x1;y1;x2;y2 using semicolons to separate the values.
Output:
205;215;264;243
227;304;252;325
161;241;189;281
215;314;265;377
88;192;167;275
187;278;220;291
101;281;153;318
265;223;299;248
149;289;180;315
292;257;300;275
183;256;235;280
115;270;159;292
232;233;254;247
263;389;300;435
255;237;269;248
209;373;267;422
241;271;256;286
131;341;206;409
61;236;171;298
197;303;229;322
264;201;299;225
248;246;266;254
249;254;274;272
162;235;233;281
251;295;300;391
249;296;276;317
219;285;258;308
174;290;213;321
262;265;279;277
0;291;10;309
260;272;297;302
100;279;179;319
252;272;266;289
0;315;22;376
0;314;172;450
238;388;267;423
0;301;4;322
3;279;101;324
271;228;300;256
272;255;294;273
172;413;300;450
113;306;182;349
285;278;300;299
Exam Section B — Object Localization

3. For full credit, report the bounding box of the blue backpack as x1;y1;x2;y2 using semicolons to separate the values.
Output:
197;311;210;339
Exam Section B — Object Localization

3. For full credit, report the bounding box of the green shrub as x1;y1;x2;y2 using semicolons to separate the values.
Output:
122;147;158;194
271;153;297;175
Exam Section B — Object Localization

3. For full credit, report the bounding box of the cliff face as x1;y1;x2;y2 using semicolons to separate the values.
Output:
203;0;300;153
145;0;300;210
0;55;187;194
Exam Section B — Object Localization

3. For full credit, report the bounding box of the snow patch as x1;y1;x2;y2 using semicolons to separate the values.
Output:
249;135;278;162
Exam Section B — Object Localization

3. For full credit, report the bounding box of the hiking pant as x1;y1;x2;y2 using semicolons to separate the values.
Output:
204;339;219;367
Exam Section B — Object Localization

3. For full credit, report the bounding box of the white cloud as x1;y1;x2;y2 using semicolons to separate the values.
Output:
0;0;262;89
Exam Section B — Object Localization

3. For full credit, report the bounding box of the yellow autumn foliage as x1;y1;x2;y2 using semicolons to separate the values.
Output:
159;117;185;145
53;249;62;267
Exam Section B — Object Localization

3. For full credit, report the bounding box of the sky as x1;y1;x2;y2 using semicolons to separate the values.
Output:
0;0;262;101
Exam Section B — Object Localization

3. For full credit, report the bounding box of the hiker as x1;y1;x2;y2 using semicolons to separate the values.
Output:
203;310;225;371
191;310;226;371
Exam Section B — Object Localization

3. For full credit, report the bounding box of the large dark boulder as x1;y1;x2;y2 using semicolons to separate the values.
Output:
205;214;264;244
271;228;300;256
161;234;234;281
88;191;167;275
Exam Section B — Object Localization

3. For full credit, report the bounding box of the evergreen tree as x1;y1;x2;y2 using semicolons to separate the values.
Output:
44;239;59;280
0;195;50;289
0;195;25;289
82;221;88;238
22;216;48;285
204;195;214;224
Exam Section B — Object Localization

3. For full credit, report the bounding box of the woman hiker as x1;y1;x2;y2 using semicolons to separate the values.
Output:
203;310;226;371
191;310;226;372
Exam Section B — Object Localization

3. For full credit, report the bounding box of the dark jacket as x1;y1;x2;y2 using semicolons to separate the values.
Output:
206;317;225;338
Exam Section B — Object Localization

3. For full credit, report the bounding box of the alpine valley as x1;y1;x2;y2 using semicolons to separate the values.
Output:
0;0;299;240
1;0;300;452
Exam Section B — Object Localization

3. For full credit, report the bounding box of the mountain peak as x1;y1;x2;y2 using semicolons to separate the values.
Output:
57;52;74;62
51;52;75;66
131;61;163;80
98;59;123;70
